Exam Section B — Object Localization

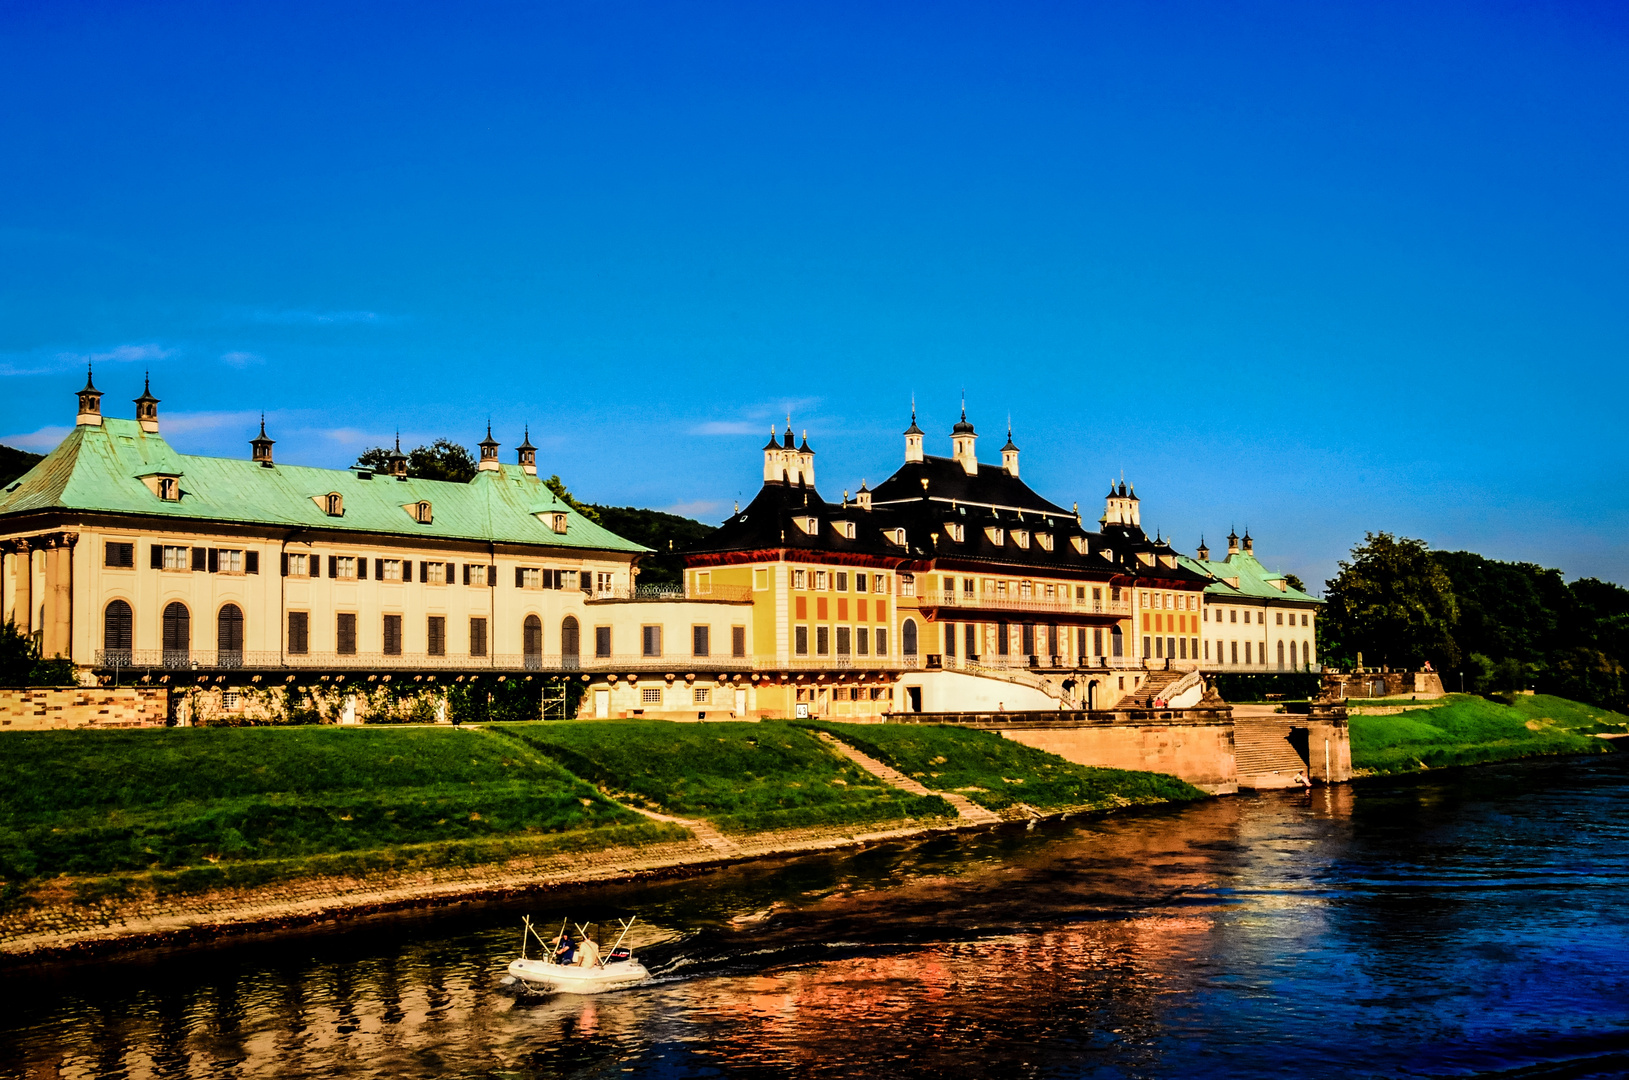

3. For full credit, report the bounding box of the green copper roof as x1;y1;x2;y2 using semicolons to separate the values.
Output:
0;419;648;554
1177;549;1323;604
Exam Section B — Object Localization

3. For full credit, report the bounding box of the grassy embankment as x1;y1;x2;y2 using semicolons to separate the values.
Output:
493;721;954;834
799;721;1209;811
0;726;682;905
1348;693;1626;774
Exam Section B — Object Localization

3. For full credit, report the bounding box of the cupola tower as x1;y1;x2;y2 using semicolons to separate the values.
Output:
133;373;160;433
75;364;103;426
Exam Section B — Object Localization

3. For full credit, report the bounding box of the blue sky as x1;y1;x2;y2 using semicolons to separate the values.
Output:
2;1;1626;590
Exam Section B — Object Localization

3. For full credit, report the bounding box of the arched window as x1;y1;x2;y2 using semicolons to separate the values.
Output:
103;600;133;662
414;501;432;524
325;492;343;516
561;615;580;669
523;614;543;670
218;604;244;667
1277;640;1285;670
162;602;190;666
902;618;918;657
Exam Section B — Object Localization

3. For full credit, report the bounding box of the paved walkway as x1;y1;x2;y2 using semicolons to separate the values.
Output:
815;731;1002;825
620;804;745;858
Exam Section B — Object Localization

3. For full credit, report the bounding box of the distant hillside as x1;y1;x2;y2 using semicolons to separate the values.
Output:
590;505;719;586
0;445;44;488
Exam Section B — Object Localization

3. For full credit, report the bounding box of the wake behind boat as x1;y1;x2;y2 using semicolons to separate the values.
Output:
502;916;651;995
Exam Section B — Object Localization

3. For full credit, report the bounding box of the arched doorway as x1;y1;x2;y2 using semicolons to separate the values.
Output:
103;600;133;664
218;604;244;668
523;614;543;670
561;615;580;669
162;602;190;667
902;618;918;658
1087;679;1098;710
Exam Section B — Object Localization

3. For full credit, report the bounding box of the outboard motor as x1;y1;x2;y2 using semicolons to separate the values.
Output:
607;947;633;964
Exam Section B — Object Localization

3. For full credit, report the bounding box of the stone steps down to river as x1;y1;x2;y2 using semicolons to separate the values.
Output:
815;731;1002;825
1233;719;1312;787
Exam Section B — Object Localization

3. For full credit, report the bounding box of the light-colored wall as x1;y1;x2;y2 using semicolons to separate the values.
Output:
1200;598;1318;671
999;722;1238;794
3;524;641;666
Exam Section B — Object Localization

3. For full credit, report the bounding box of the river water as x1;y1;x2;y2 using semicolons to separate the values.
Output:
4;755;1627;1080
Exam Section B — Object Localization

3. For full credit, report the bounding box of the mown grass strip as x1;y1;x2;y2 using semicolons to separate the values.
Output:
492;720;955;834
1349;693;1624;774
0;726;645;884
798;721;1208;811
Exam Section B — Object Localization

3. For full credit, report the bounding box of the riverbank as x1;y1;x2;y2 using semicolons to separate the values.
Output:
0;719;1203;959
1348;692;1626;774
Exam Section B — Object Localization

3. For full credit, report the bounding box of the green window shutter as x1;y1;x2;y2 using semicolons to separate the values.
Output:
208;548;219;573
515;566;524;588
446;561;455;583
488;564;497;587
404;560;413;583
310;556;319;578
373;558;383;580
281;553;289;577
192;547;207;571
328;555;337;578
462;563;470;585
246;551;258;574
150;545;163;569
359;557;368;580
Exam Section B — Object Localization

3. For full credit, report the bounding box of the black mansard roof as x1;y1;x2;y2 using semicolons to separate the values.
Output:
690;455;1211;586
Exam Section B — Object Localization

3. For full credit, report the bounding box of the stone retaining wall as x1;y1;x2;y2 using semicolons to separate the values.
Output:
0;685;169;730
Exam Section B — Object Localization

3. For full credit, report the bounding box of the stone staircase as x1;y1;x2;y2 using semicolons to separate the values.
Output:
1125;668;1184;707
1233;719;1310;787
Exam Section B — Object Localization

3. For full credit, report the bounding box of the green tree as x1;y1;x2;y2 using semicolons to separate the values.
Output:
1322;532;1461;670
1284;572;1307;594
0;621;76;686
356;439;477;482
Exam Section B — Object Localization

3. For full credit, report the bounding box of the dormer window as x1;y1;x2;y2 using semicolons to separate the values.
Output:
1036;533;1053;551
157;477;178;501
549;512;568;534
834;521;856;539
315;492;344;517
945;523;965;543
1138;552;1155;566
412;501;433;524
885;527;908;546
1070;536;1087;555
1011;530;1030;549
795;515;818;535
1101;548;1113;561
985;527;1005;546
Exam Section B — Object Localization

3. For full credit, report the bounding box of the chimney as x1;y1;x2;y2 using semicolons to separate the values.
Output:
903;402;924;464
477;424;500;472
133;372;159;433
75;364;103;426
250;416;275;466
516;426;537;475
1000;422;1019;478
950;403;977;476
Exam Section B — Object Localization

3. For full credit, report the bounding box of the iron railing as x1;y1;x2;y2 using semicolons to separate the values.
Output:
920;592;1132;618
592;583;754;603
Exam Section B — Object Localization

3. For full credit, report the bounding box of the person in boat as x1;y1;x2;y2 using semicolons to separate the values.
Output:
576;933;602;967
555;933;576;966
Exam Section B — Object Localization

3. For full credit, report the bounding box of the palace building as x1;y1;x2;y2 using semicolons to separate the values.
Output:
1183;530;1322;673
0;370;752;721
1;372;1318;724
661;408;1219;719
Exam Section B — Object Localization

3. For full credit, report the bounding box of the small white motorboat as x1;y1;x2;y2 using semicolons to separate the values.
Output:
502;916;651;995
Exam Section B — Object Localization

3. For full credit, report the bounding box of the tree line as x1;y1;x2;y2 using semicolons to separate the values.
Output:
1322;532;1629;710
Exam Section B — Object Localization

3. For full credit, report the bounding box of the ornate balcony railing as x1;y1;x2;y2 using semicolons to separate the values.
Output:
590;583;754;603
918;592;1131;618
